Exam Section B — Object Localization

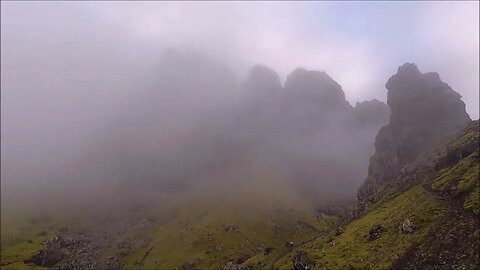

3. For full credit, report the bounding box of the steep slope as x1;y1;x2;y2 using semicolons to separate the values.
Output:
275;120;478;270
275;64;478;270
1;188;341;270
276;120;480;269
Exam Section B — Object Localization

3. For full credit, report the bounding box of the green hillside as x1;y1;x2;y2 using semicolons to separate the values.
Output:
274;120;479;269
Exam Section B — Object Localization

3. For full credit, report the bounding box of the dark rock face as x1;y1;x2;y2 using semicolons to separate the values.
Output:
386;63;470;164
358;63;471;202
284;68;352;113
368;225;385;241
25;247;64;268
25;233;99;270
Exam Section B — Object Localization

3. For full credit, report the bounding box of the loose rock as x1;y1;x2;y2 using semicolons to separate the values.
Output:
369;225;385;241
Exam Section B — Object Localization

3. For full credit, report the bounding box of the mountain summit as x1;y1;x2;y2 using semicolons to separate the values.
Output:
358;63;471;202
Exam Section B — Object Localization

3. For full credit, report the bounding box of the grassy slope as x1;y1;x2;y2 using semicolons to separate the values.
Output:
275;185;445;269
0;203;328;270
1;210;88;270
113;189;337;270
1;170;341;269
275;120;479;269
112;170;339;269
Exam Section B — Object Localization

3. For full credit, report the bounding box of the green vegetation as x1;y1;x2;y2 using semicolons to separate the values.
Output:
445;120;479;153
116;197;326;269
0;211;82;269
274;185;446;269
431;151;479;195
1;185;336;270
464;183;480;215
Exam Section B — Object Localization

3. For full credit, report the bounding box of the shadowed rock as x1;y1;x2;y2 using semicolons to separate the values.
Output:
284;68;352;112
358;63;471;202
353;99;390;128
243;65;282;94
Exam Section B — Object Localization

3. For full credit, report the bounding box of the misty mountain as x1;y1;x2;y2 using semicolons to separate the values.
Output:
60;51;390;205
2;2;479;270
2;58;477;270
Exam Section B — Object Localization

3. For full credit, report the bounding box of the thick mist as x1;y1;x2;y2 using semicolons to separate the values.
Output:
2;49;387;217
2;2;391;218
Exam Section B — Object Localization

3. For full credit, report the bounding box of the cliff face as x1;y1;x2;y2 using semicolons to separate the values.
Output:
358;63;471;202
353;99;390;128
283;68;353;116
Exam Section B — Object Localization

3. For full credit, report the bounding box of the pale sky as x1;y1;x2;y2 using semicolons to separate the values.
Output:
2;1;479;118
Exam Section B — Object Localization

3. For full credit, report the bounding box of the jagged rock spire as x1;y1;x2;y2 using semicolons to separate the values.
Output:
358;63;471;202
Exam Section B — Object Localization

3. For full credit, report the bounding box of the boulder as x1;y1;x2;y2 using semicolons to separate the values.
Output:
223;261;248;270
400;218;415;233
369;225;385;241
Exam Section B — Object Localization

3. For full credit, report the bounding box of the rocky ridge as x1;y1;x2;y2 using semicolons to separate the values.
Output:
358;63;471;203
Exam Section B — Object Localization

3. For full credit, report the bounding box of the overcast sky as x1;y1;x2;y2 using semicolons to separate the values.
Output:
2;1;479;118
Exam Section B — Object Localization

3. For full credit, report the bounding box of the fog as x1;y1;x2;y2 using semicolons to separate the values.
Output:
1;2;476;217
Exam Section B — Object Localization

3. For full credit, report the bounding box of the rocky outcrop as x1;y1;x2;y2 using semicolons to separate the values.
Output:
353;99;390;128
242;65;282;94
25;232;101;270
358;63;471;202
284;68;353;113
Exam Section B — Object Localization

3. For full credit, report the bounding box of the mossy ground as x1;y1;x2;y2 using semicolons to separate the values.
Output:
1;203;327;270
114;196;328;269
431;151;479;195
1;209;88;269
274;185;446;269
1;173;339;270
